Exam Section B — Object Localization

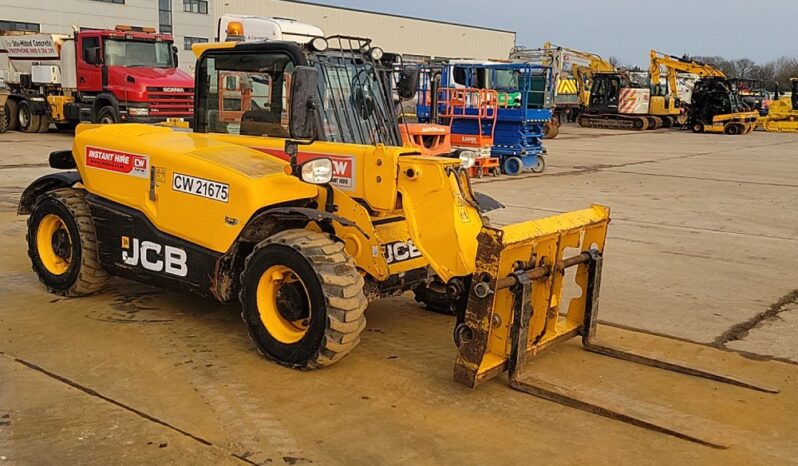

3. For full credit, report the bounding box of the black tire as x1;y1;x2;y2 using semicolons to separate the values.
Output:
724;124;741;135
56;121;78;131
18;99;42;133
691;122;704;133
96;105;119;124
36;115;51;132
5;99;19;131
239;229;367;370
530;155;546;173
413;282;456;315
26;188;110;296
633;118;645;130
502;156;524;176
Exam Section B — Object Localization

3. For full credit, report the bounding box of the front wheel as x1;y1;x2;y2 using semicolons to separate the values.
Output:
239;229;367;370
96;106;119;124
26;188;110;296
691;122;704;133
530;155;546;173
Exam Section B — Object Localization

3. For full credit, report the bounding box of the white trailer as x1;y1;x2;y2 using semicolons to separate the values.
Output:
216;14;324;43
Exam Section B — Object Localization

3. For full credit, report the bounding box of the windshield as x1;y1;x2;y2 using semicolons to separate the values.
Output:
104;39;174;68
311;54;401;147
195;45;402;147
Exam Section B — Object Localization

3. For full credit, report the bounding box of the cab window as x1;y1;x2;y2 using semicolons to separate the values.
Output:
197;52;295;137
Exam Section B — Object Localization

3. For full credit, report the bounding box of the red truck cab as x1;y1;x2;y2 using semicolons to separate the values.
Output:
72;26;194;124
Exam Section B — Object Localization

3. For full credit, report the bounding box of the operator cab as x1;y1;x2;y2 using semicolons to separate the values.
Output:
194;36;418;148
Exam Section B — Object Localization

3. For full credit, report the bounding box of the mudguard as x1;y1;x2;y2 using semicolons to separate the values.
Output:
18;172;82;215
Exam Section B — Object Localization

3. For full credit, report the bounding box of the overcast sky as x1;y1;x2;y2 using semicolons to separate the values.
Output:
320;0;795;66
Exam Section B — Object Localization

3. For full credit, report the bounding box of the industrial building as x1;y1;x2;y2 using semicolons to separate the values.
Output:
213;0;516;61
0;0;214;71
0;0;516;73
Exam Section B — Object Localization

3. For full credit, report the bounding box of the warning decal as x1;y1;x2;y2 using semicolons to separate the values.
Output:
85;146;149;178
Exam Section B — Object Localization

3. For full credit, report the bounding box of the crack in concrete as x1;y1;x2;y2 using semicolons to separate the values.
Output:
607;169;798;189
498;203;798;243
599;320;798;366
5;354;257;465
714;290;798;347
0;163;50;170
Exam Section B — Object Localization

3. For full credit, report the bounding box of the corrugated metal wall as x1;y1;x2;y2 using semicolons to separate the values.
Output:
213;0;515;60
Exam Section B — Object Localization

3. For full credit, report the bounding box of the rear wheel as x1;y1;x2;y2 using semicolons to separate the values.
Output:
413;281;456;315
96;105;119;124
18;100;42;133
4;99;19;131
502;156;524;176
239;229;367;369
36;115;51;132
724;123;741;135
633;118;646;130
26;188;109;296
530;155;546;174
691;122;704;133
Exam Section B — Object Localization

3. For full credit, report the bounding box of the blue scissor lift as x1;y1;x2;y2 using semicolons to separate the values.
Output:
417;62;555;175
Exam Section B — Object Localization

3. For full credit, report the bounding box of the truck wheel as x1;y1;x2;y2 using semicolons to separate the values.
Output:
502;156;524;176
4;99;19;131
239;229;367;370
26;188;110;296
37;115;51;133
691;122;704;133
530;155;546;173
96;106;119;124
18;100;42;133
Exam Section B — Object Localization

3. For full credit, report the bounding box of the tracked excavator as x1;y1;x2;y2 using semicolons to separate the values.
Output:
18;35;778;447
760;78;798;132
578;50;689;130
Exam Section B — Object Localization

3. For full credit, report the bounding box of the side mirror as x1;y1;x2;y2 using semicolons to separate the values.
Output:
85;47;100;65
289;66;320;140
397;65;419;100
172;45;179;67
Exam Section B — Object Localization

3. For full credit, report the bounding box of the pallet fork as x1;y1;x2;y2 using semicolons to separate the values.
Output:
454;205;778;448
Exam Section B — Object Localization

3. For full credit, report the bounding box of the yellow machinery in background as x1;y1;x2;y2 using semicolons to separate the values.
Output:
761;78;798;132
17;35;778;448
510;43;615;137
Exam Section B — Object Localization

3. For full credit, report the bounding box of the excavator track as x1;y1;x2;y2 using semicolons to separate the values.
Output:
577;113;651;131
762;116;798;133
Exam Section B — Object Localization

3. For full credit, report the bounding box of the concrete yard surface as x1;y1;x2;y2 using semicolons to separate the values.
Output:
1;126;797;464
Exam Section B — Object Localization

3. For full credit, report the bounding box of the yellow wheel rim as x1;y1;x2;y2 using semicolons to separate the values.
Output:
256;265;311;344
36;214;72;275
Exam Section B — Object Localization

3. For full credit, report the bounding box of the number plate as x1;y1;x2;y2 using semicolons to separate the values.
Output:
172;173;229;203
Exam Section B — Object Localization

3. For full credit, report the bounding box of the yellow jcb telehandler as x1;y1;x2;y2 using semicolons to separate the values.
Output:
18;36;777;448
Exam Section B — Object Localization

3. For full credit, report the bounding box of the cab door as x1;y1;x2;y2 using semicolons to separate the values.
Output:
76;31;104;92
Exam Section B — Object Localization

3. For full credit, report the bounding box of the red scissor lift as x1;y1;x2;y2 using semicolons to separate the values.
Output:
439;88;501;178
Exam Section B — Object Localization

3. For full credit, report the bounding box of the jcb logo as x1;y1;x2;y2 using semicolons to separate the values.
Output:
383;240;422;264
122;236;188;277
